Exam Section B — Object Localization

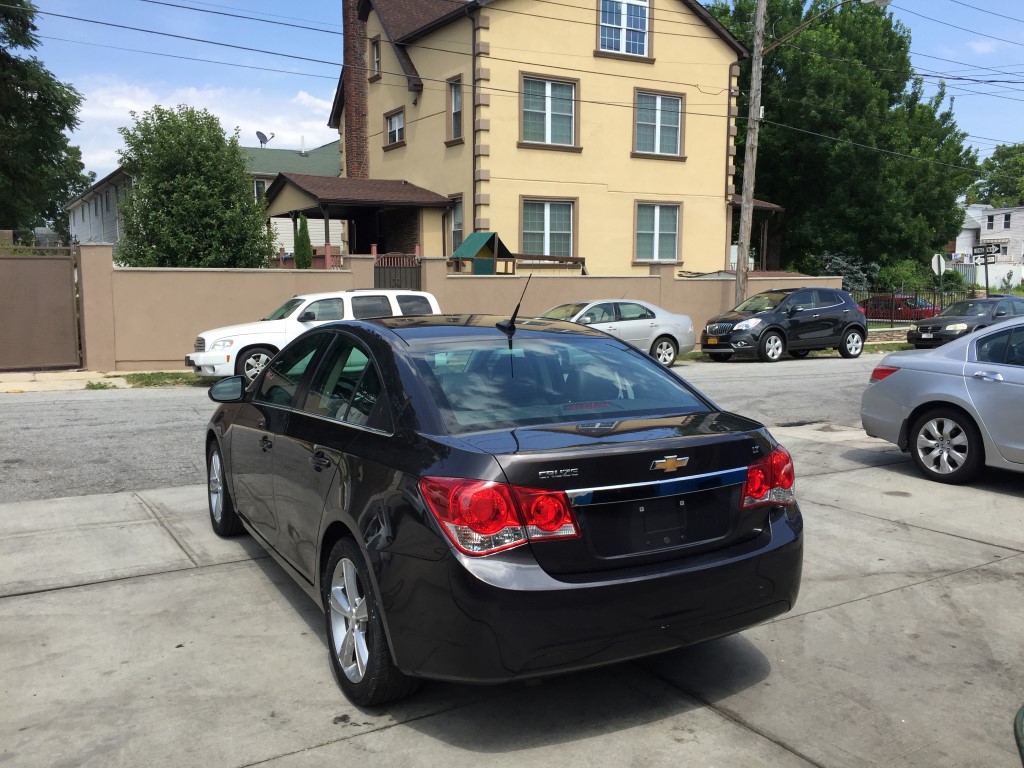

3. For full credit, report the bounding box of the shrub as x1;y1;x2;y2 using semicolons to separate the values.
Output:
294;214;313;270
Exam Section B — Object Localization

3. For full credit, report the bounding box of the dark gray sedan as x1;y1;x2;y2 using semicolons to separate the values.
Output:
907;295;1024;348
862;315;1024;483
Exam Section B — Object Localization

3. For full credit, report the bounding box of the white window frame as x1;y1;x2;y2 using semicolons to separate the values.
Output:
599;0;648;57
449;79;463;141
522;77;576;146
386;110;405;146
451;197;463;253
1004;213;1011;229
370;38;382;78
522;200;574;258
635;92;681;156
987;215;994;230
635;203;679;261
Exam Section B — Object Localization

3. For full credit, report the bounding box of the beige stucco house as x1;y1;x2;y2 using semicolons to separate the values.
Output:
322;0;746;275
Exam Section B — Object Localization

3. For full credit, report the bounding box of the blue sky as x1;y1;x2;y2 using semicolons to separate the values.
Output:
25;0;1024;180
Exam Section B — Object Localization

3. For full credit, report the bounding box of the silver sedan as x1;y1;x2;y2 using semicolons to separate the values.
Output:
540;299;696;366
861;315;1024;483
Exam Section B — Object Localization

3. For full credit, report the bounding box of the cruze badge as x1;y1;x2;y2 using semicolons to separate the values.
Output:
538;468;578;479
651;455;689;473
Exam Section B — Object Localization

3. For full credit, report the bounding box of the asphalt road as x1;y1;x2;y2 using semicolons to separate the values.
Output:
0;353;886;502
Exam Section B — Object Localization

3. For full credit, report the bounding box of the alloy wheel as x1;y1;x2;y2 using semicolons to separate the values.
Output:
915;417;969;476
208;450;224;524
329;558;370;683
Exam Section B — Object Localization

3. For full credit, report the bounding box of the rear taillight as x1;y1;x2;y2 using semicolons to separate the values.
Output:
742;445;796;509
419;477;580;556
870;365;900;382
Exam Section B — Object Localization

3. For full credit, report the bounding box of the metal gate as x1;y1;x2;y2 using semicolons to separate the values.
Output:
0;247;81;370
373;253;421;290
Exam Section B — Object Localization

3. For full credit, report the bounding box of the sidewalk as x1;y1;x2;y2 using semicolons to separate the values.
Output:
0;370;129;393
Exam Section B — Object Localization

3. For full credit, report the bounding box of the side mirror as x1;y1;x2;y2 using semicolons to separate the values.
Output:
298;311;316;322
209;375;246;403
788;305;804;316
995;309;1007;317
580;314;596;325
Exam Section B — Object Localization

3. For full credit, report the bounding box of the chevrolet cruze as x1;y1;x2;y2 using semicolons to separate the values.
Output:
205;314;804;705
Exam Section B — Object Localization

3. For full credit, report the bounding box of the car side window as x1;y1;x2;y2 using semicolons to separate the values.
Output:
975;328;1013;365
1008;328;1024;366
351;295;393;319
302;336;392;430
787;291;816;311
1012;298;1024;316
396;295;434;315
255;333;324;407
816;290;841;307
995;301;1012;318
304;298;344;321
617;302;655;321
585;303;616;323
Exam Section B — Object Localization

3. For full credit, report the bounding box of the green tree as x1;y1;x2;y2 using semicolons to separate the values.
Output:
293;214;313;269
0;0;92;233
970;143;1024;207
710;0;976;271
116;105;275;267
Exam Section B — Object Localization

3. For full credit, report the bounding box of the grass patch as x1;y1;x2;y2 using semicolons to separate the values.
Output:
85;380;116;390
117;372;212;388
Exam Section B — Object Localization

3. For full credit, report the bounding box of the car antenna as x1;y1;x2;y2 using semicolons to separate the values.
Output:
496;273;533;340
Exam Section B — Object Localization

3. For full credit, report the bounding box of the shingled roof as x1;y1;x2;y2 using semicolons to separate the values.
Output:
266;173;451;208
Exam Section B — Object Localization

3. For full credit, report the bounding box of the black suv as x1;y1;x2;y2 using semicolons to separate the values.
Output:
701;287;868;362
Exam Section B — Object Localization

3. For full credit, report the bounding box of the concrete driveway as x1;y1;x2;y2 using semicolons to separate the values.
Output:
1;425;1022;767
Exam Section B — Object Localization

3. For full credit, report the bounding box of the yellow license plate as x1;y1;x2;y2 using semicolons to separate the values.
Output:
707;337;718;345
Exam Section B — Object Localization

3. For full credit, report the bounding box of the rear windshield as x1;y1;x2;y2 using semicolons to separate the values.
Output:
263;297;304;320
411;336;710;434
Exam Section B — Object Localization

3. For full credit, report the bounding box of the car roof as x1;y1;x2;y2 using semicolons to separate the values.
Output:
362;314;608;341
290;289;437;301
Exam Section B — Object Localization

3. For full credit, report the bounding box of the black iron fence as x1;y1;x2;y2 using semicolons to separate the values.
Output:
850;289;981;326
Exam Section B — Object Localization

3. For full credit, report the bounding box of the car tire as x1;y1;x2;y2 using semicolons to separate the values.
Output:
323;538;418;706
839;329;864;358
236;346;275;384
650;336;678;366
757;330;785;362
708;352;732;362
909;408;983;484
207;442;243;537
788;350;810;359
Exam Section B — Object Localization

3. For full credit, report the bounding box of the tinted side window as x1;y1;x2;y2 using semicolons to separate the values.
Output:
787;291;816;310
304;298;344;321
351;295;393;319
1008;327;1024;366
618;302;655;321
582;303;616;324
396;295;434;315
1012;299;1024;316
995;301;1012;317
256;334;323;406
302;337;392;430
817;290;841;307
976;329;1012;365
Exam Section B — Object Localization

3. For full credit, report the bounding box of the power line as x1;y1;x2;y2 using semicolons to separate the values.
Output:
940;0;1024;26
134;0;342;35
892;4;1024;49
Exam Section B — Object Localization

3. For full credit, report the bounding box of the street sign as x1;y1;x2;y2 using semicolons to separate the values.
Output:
972;244;1000;256
931;253;947;275
978;255;997;265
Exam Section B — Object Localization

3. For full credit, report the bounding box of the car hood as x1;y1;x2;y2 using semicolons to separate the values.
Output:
198;319;287;341
912;314;982;327
705;309;767;325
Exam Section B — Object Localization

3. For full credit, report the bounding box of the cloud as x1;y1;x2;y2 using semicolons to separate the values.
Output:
966;39;1003;56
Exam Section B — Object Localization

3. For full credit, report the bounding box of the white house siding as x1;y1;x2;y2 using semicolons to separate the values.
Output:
977;206;1024;263
271;218;345;254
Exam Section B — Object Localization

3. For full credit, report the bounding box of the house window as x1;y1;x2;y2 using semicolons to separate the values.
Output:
522;200;573;257
987;215;994;230
599;0;648;57
384;109;405;148
369;37;381;80
1004;213;1011;229
635;91;682;156
254;180;266;202
451;196;463;253
447;78;463;143
635;203;679;261
522;76;576;146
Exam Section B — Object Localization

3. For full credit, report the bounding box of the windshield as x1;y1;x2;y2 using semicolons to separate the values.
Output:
541;303;590;321
734;292;787;313
941;301;990;317
263;297;304;321
411;336;710;434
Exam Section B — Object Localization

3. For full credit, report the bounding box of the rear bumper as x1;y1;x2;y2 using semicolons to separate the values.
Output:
376;507;803;683
185;352;233;378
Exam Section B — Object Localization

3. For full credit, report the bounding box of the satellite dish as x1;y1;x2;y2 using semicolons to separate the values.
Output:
256;131;275;148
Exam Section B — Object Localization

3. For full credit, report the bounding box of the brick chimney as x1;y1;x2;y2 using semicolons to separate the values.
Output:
342;0;369;179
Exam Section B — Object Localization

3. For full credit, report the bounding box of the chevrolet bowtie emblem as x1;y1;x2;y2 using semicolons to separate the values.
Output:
651;455;689;472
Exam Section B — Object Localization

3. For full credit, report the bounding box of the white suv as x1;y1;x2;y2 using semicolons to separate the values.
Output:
186;289;441;382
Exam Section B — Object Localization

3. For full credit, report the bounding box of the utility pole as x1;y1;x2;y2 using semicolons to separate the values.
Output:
734;0;767;305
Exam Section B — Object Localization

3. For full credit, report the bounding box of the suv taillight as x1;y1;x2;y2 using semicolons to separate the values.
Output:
419;477;580;556
742;446;796;509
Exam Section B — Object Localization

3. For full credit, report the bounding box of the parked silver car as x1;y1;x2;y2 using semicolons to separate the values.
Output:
861;315;1024;483
540;299;695;365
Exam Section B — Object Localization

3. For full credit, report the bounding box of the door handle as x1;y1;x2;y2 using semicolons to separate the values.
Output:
311;452;332;471
972;371;1004;382
259;435;273;451
811;314;820;318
